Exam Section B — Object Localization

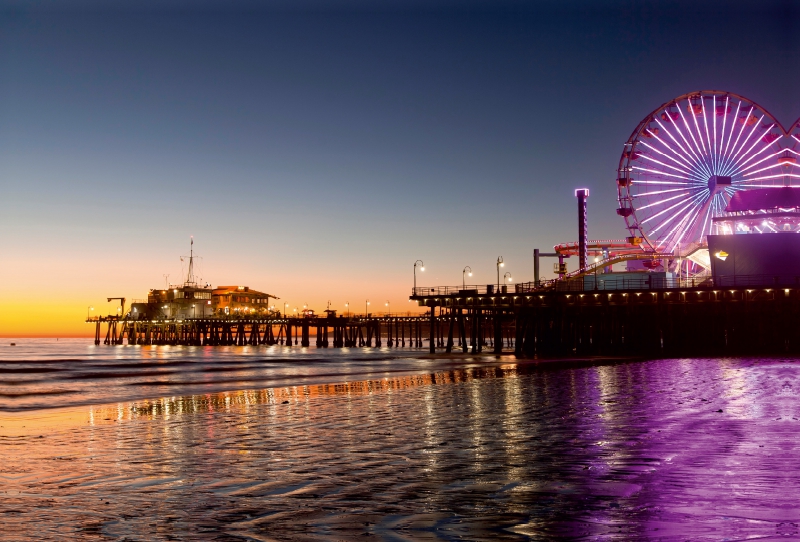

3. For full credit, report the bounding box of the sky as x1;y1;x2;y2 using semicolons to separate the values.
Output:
1;0;799;336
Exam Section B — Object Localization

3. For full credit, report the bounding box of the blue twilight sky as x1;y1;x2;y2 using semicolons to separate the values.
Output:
1;0;799;325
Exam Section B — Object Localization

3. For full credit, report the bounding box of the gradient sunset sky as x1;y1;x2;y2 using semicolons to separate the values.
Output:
2;0;798;336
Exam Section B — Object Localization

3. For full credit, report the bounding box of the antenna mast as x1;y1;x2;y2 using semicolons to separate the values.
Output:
186;237;196;286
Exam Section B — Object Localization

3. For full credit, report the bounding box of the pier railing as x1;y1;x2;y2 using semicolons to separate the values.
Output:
412;274;800;296
412;284;540;297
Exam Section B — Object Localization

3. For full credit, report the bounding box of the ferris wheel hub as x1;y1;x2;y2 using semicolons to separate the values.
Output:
707;175;731;193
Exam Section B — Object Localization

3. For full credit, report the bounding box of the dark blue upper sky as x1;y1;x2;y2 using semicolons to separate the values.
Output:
2;0;799;308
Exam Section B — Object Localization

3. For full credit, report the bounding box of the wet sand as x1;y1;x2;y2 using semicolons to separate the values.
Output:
2;351;800;540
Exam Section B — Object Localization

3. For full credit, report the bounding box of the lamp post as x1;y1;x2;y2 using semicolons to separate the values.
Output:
594;256;599;288
284;302;289;318
413;260;424;293
365;299;370;316
504;272;513;283
496;256;504;289
87;306;94;319
462;266;472;290
345;301;350;318
385;300;390;315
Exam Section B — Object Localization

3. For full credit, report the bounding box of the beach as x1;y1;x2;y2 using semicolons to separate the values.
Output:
1;341;799;539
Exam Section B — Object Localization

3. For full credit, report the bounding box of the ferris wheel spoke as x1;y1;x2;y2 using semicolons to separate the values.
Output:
730;146;783;177
651;190;709;235
718;96;731;169
630;166;697;182
638;139;700;176
652;118;709;176
722;121;774;177
632;187;693;198
657;114;710;175
679;102;707;159
739;161;786;179
659;203;702;250
721;114;764;175
672;110;713;177
640;135;702;184
633;180;698;186
711;96;719;173
698;195;717;238
721;100;742;165
641;191;704;225
719;106;756;175
719;103;750;174
681;103;711;171
638;153;697;177
648;192;708;236
636;190;699;211
700;98;714;170
738;173;800;182
671;204;706;248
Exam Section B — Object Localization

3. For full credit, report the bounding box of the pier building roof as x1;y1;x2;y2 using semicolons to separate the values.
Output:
726;187;800;213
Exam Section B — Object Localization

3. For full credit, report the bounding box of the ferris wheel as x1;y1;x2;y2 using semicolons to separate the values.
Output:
617;91;793;254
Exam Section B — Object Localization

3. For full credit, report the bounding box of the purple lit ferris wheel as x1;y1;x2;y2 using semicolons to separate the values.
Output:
617;91;796;254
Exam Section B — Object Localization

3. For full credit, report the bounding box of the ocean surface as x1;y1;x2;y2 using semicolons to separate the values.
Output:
2;339;800;540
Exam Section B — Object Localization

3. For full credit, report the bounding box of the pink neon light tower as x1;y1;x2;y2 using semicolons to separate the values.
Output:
575;189;589;270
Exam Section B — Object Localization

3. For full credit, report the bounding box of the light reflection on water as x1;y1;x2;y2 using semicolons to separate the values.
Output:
0;338;501;412
1;342;800;539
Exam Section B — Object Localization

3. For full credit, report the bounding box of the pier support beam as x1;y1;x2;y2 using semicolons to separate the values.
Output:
493;312;503;354
429;306;436;353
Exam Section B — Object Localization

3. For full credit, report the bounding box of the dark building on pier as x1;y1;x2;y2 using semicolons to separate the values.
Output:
710;187;800;286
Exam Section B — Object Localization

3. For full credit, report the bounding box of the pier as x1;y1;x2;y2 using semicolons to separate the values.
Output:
90;273;800;358
412;274;800;357
89;315;435;349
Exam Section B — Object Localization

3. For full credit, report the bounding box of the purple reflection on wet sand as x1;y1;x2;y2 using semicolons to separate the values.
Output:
1;353;799;540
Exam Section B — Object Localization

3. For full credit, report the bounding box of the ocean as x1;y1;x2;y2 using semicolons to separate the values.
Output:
1;339;799;540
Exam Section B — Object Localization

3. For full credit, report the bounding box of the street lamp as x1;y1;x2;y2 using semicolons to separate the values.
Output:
385;300;390;315
345;301;350;317
413;260;424;293
87;306;94;319
284;302;289;318
496;256;504;289
365;299;370;316
462;266;472;290
594;256;599;287
504;272;513;283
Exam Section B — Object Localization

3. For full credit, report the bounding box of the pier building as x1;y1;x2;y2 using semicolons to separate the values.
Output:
211;286;278;316
127;239;279;321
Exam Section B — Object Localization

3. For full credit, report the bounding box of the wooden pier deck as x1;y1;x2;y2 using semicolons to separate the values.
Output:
88;315;435;349
412;274;800;357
